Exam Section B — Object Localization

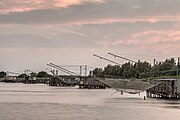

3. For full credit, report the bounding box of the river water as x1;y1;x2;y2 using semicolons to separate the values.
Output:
0;83;180;120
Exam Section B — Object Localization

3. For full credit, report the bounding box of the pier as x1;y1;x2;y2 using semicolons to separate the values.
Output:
48;75;110;89
48;75;81;86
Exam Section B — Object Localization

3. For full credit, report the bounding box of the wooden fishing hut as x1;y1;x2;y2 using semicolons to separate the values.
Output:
147;78;180;99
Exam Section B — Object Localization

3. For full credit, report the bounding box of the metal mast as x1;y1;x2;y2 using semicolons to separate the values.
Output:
47;63;80;76
108;52;137;63
93;54;121;66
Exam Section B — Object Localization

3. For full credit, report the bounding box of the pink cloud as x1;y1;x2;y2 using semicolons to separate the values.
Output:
110;29;180;54
143;42;180;56
0;48;13;53
36;48;48;54
64;16;180;26
110;36;180;58
0;0;104;14
0;24;10;28
53;0;104;7
131;29;180;43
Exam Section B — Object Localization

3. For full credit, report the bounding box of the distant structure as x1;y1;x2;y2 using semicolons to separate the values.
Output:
47;63;109;88
47;63;88;76
2;71;21;83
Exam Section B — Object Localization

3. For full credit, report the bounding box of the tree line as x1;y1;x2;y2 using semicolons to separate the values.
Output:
92;58;180;79
0;71;52;78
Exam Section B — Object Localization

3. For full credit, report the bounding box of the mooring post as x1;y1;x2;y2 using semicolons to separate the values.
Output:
144;96;146;100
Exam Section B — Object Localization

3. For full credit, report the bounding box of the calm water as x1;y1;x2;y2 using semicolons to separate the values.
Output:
0;83;180;120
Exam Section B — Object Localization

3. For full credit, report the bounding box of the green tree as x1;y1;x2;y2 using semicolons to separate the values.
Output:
37;71;51;78
159;58;176;76
92;57;179;79
0;71;6;78
92;68;103;77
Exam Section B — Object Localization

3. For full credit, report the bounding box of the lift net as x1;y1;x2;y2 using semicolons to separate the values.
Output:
103;79;158;94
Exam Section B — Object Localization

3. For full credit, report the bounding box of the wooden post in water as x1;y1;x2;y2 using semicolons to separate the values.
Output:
177;57;180;76
80;66;82;76
153;59;156;78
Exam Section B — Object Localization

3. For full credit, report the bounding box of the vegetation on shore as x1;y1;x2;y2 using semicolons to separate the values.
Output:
0;71;52;78
0;71;6;78
92;58;180;79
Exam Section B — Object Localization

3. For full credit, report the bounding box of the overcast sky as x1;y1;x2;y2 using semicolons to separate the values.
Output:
0;0;180;73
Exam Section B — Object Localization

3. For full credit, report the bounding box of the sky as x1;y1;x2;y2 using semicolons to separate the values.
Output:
0;0;180;73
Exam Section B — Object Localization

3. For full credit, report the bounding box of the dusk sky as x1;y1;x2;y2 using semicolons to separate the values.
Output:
0;0;180;73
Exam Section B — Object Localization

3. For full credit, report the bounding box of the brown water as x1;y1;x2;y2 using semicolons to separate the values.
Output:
0;83;180;120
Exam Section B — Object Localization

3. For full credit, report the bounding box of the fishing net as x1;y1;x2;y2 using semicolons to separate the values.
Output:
102;78;158;94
